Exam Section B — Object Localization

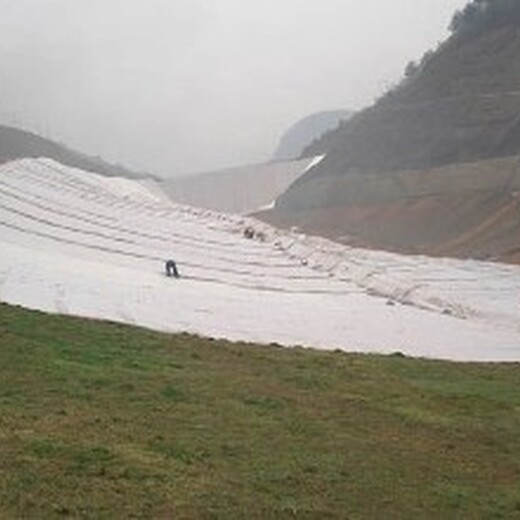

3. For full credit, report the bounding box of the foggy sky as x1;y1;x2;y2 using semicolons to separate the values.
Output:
0;0;468;177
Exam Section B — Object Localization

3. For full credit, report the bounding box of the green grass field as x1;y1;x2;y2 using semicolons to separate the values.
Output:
1;302;520;518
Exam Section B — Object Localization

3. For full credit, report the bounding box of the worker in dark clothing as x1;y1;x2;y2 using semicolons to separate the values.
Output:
165;259;179;278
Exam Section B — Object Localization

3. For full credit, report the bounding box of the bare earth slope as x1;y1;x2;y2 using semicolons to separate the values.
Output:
258;155;520;262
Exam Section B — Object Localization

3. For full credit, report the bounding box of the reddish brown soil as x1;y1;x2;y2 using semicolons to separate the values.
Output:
255;191;520;264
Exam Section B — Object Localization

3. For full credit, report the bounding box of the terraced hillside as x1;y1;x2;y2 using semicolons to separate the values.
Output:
259;155;520;262
1;158;520;360
263;5;520;261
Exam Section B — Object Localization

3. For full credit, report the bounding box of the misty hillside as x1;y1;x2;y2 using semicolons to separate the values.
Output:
261;0;520;263
299;3;520;176
0;125;147;179
273;110;352;160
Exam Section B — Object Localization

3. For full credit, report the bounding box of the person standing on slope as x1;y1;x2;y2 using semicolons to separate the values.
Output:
165;259;179;278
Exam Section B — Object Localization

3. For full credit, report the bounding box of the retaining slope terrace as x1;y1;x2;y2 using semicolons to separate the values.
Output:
0;158;519;361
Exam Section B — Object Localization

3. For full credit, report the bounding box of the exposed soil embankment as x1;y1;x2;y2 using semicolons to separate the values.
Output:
257;156;520;262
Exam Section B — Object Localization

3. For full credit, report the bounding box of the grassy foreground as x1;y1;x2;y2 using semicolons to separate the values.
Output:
1;303;520;519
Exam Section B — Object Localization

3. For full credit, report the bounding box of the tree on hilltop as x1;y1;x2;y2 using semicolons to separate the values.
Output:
450;0;520;35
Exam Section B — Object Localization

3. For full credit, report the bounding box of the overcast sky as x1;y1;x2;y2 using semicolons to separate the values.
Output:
0;0;468;177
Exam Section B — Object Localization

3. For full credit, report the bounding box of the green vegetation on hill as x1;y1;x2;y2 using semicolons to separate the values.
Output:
293;2;520;183
450;0;520;36
1;302;520;518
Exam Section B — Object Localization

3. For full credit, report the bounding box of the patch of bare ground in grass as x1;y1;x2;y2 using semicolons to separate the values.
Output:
1;302;520;518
